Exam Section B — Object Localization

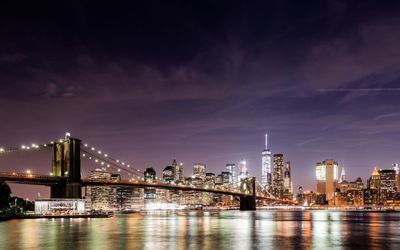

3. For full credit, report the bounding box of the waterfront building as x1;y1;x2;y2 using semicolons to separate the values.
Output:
144;168;156;201
296;186;305;205
366;167;398;206
315;159;339;204
336;177;364;206
366;168;381;206
35;199;85;215
368;168;380;190
393;163;400;174
303;191;318;206
226;163;237;185
273;154;284;199
85;169;140;211
363;188;379;206
85;169;112;210
193;163;206;180
108;174;121;210
283;161;292;199
378;169;397;205
261;133;272;190
337;177;363;193
393;163;400;191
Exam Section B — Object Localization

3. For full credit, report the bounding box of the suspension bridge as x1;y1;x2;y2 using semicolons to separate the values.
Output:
0;135;295;210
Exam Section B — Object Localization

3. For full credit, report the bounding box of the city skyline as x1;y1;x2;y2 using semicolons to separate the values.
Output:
1;131;397;200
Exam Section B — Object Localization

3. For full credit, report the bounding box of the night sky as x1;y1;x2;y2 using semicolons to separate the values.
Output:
2;1;400;199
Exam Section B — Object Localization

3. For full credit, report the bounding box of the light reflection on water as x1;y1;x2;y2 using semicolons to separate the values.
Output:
1;210;400;249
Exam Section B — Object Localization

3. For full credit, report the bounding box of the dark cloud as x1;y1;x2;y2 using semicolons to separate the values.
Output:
1;1;400;197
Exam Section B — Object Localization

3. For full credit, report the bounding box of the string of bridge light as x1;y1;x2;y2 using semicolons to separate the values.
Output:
81;149;144;180
0;135;74;154
80;143;165;182
0;141;56;153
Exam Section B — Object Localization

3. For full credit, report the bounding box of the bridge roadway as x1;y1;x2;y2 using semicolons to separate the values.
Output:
0;172;293;203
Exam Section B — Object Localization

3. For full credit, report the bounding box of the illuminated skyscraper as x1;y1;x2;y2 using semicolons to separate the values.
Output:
172;160;184;182
339;167;346;183
238;159;249;182
393;163;399;174
162;166;175;183
226;163;237;185
193;163;206;180
144;167;156;200
261;133;272;190
393;163;400;190
315;159;339;204
273;154;284;198
283;161;292;198
368;167;380;190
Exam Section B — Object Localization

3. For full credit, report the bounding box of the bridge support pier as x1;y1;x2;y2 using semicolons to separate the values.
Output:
50;137;82;199
240;196;256;210
239;177;256;211
51;182;81;198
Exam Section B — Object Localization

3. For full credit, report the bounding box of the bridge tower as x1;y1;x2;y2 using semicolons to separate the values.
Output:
50;137;82;198
239;177;256;210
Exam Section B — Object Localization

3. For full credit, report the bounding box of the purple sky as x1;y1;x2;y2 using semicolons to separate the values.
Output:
1;1;400;199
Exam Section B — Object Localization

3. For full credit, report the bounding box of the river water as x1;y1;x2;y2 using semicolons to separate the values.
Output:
1;210;400;249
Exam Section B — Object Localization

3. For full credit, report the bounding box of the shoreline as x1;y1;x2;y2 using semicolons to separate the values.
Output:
0;213;111;221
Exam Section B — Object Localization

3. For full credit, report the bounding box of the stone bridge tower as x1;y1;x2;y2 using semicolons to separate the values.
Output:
50;137;81;198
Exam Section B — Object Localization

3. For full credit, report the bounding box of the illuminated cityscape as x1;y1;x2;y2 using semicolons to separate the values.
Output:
2;0;400;249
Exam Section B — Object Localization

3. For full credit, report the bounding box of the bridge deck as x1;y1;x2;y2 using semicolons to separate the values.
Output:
0;172;294;203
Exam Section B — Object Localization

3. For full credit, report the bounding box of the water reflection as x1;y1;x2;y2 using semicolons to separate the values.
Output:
1;211;400;249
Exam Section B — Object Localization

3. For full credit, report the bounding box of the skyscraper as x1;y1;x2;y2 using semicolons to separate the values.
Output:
339;167;346;183
273;154;284;198
193;163;206;180
393;163;400;190
162;166;175;183
283;161;292;198
238;159;249;183
315;159;339;204
226;163;237;185
261;133;272;190
144;167;156;200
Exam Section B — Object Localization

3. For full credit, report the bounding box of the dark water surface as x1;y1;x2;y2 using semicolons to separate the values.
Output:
1;210;400;249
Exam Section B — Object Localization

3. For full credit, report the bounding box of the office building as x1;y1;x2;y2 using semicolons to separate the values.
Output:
193;163;206;180
283;161;292;199
238;159;249;183
315;159;339;204
273;154;284;198
226;163;237;185
261;133;272;190
162;166;175;183
339;167;346;183
144;168;156;200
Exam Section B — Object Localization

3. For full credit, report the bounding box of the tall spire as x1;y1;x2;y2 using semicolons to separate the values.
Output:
265;133;268;150
339;167;346;182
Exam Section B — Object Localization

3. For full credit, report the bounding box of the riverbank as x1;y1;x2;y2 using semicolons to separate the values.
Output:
0;213;112;221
